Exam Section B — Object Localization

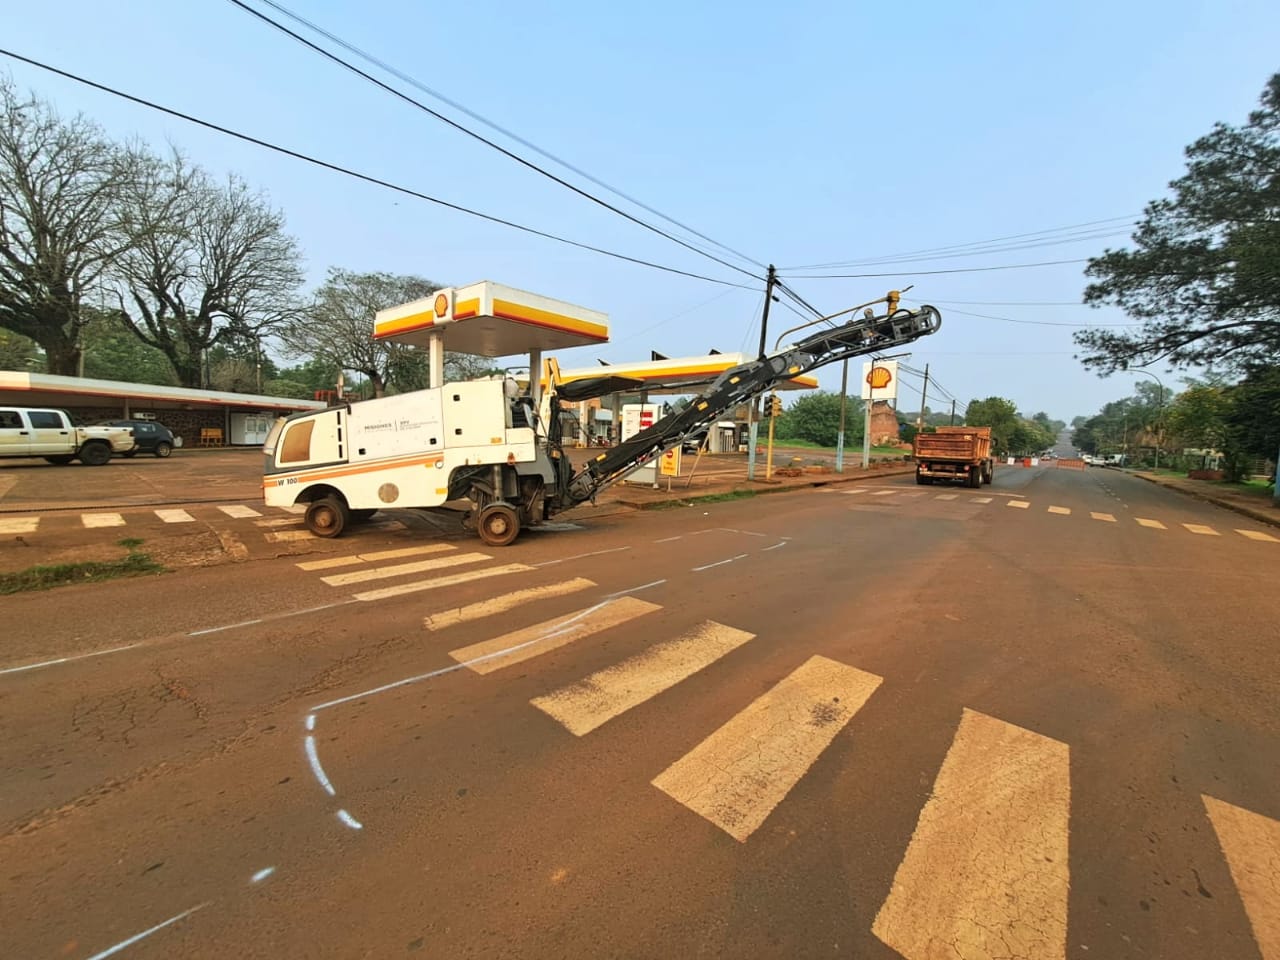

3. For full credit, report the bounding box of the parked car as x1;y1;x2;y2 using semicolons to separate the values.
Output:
682;427;710;454
98;419;178;458
0;407;135;465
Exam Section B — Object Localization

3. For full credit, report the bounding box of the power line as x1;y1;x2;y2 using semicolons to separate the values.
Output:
782;258;1091;279
928;299;1089;306
904;300;1140;328
0;48;756;290
225;0;763;283
778;215;1138;271
803;228;1129;270
247;0;768;274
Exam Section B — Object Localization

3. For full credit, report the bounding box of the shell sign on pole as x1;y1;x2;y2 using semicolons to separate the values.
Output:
860;360;899;400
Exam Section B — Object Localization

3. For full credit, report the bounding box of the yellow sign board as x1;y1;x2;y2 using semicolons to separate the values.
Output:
660;447;681;477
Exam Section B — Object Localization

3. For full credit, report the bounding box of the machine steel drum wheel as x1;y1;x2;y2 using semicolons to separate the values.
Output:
478;502;520;547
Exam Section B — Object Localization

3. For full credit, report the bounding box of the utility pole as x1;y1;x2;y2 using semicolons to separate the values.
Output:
949;399;956;426
836;358;849;473
747;264;777;481
916;363;930;429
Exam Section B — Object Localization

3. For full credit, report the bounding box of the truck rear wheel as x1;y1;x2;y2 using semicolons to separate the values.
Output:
478;502;520;547
915;473;932;485
305;497;349;538
968;469;982;488
78;442;111;466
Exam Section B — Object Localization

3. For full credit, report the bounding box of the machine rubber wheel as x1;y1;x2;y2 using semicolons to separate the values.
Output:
350;508;377;522
305;497;349;538
154;441;172;458
44;455;75;465
78;442;111;466
478;502;520;547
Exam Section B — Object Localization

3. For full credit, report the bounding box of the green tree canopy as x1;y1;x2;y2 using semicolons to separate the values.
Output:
1078;72;1280;373
774;391;863;447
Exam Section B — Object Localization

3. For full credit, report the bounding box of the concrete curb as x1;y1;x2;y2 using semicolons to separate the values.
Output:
609;466;916;510
1132;472;1280;530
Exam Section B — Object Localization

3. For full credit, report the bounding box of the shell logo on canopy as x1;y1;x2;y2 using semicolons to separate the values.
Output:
433;292;450;318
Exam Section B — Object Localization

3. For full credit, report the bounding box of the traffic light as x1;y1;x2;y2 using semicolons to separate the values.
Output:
768;394;783;418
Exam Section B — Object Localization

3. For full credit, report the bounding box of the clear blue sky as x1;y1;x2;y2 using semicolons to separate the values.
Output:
5;0;1279;420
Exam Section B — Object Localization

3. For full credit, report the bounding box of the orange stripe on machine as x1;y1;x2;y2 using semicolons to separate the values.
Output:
265;453;445;488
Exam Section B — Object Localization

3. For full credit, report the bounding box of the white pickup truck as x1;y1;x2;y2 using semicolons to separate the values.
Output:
0;407;137;465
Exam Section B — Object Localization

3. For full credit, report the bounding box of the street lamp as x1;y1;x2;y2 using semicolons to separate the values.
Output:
1132;370;1165;471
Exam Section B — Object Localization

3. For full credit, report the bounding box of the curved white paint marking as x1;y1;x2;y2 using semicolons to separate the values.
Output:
692;553;748;572
83;901;209;960
0;643;141;677
604;579;666;599
250;867;275;884
762;541;787;552
532;546;631;567
336;809;363;830
305;713;316;731
304;735;336;796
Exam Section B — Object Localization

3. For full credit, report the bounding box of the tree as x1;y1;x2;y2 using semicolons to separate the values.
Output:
964;397;1020;453
774;391;863;447
1078;72;1280;373
0;78;137;374
110;150;303;387
0;328;41;370
80;308;176;385
286;269;444;398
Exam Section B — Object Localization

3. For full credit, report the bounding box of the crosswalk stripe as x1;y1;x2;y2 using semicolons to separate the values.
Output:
0;516;39;534
842;487;870;495
1202;795;1280;960
424;577;595;631
321;552;489;586
970;497;992;504
298;544;455;572
1184;523;1219;536
353;563;531;602
448;596;660;675
872;489;896;497
1091;512;1116;522
264;530;315;543
218;504;262;518
155;509;195;523
532;621;754;736
652;655;881;843
1238;529;1280;542
1136;517;1166;529
1007;500;1030;509
901;491;928;498
1048;505;1071;515
934;494;957;501
872;709;1070;960
255;517;302;528
82;513;125;528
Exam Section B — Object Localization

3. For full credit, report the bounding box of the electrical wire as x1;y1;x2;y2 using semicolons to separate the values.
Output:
794;228;1130;270
0;48;757;290
903;299;1139;328
927;299;1089;306
609;287;744;347
245;0;768;274
783;258;1091;279
225;0;763;284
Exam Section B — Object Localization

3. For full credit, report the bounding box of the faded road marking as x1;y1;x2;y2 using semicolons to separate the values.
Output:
298;543;454;571
0;474;17;500
219;504;262;518
934;493;958;501
264;529;317;542
155;508;195;523
872;709;1070;960
425;577;595;631
1136;517;1166;529
352;563;530;601
1048;505;1071;515
842;487;870;495
652;655;881;842
255;517;302;527
83;901;210;960
321;552;488;586
251;866;276;884
692;553;747;572
82;512;125;528
1091;512;1116;522
304;734;336;795
532;545;631;567
533;621;754;736
1006;500;1030;509
872;489;897;497
1184;523;1219;536
0;643;141;677
1203;795;1280;960
336;809;363;830
970;497;992;504
449;597;660;675
1238;529;1279;542
0;516;38;534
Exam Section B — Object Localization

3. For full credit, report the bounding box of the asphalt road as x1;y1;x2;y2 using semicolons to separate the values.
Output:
2;463;1278;960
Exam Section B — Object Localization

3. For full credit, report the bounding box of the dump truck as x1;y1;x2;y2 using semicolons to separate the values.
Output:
913;425;993;487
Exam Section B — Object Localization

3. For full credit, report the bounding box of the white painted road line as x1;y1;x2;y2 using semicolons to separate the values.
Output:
1006;500;1030;509
321;552;489;587
0;516;39;534
1048;505;1071;515
873;709;1070;960
1202;795;1280;960
0;642;141;677
970;497;992;504
532;545;631;567
934;494;958;501
219;504;262;518
83;902;210;960
1184;523;1220;536
652;655;882;843
298;543;455;572
82;512;125;528
532;621;754;736
1136;517;1166;529
1091;512;1116;522
154;508;195;523
842;487;870;495
425;577;596;631
691;553;748;572
352;563;531;602
872;489;897;497
1238;529;1279;542
449;597;660;675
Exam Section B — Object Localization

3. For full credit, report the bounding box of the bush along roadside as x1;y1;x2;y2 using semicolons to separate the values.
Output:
0;538;165;595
